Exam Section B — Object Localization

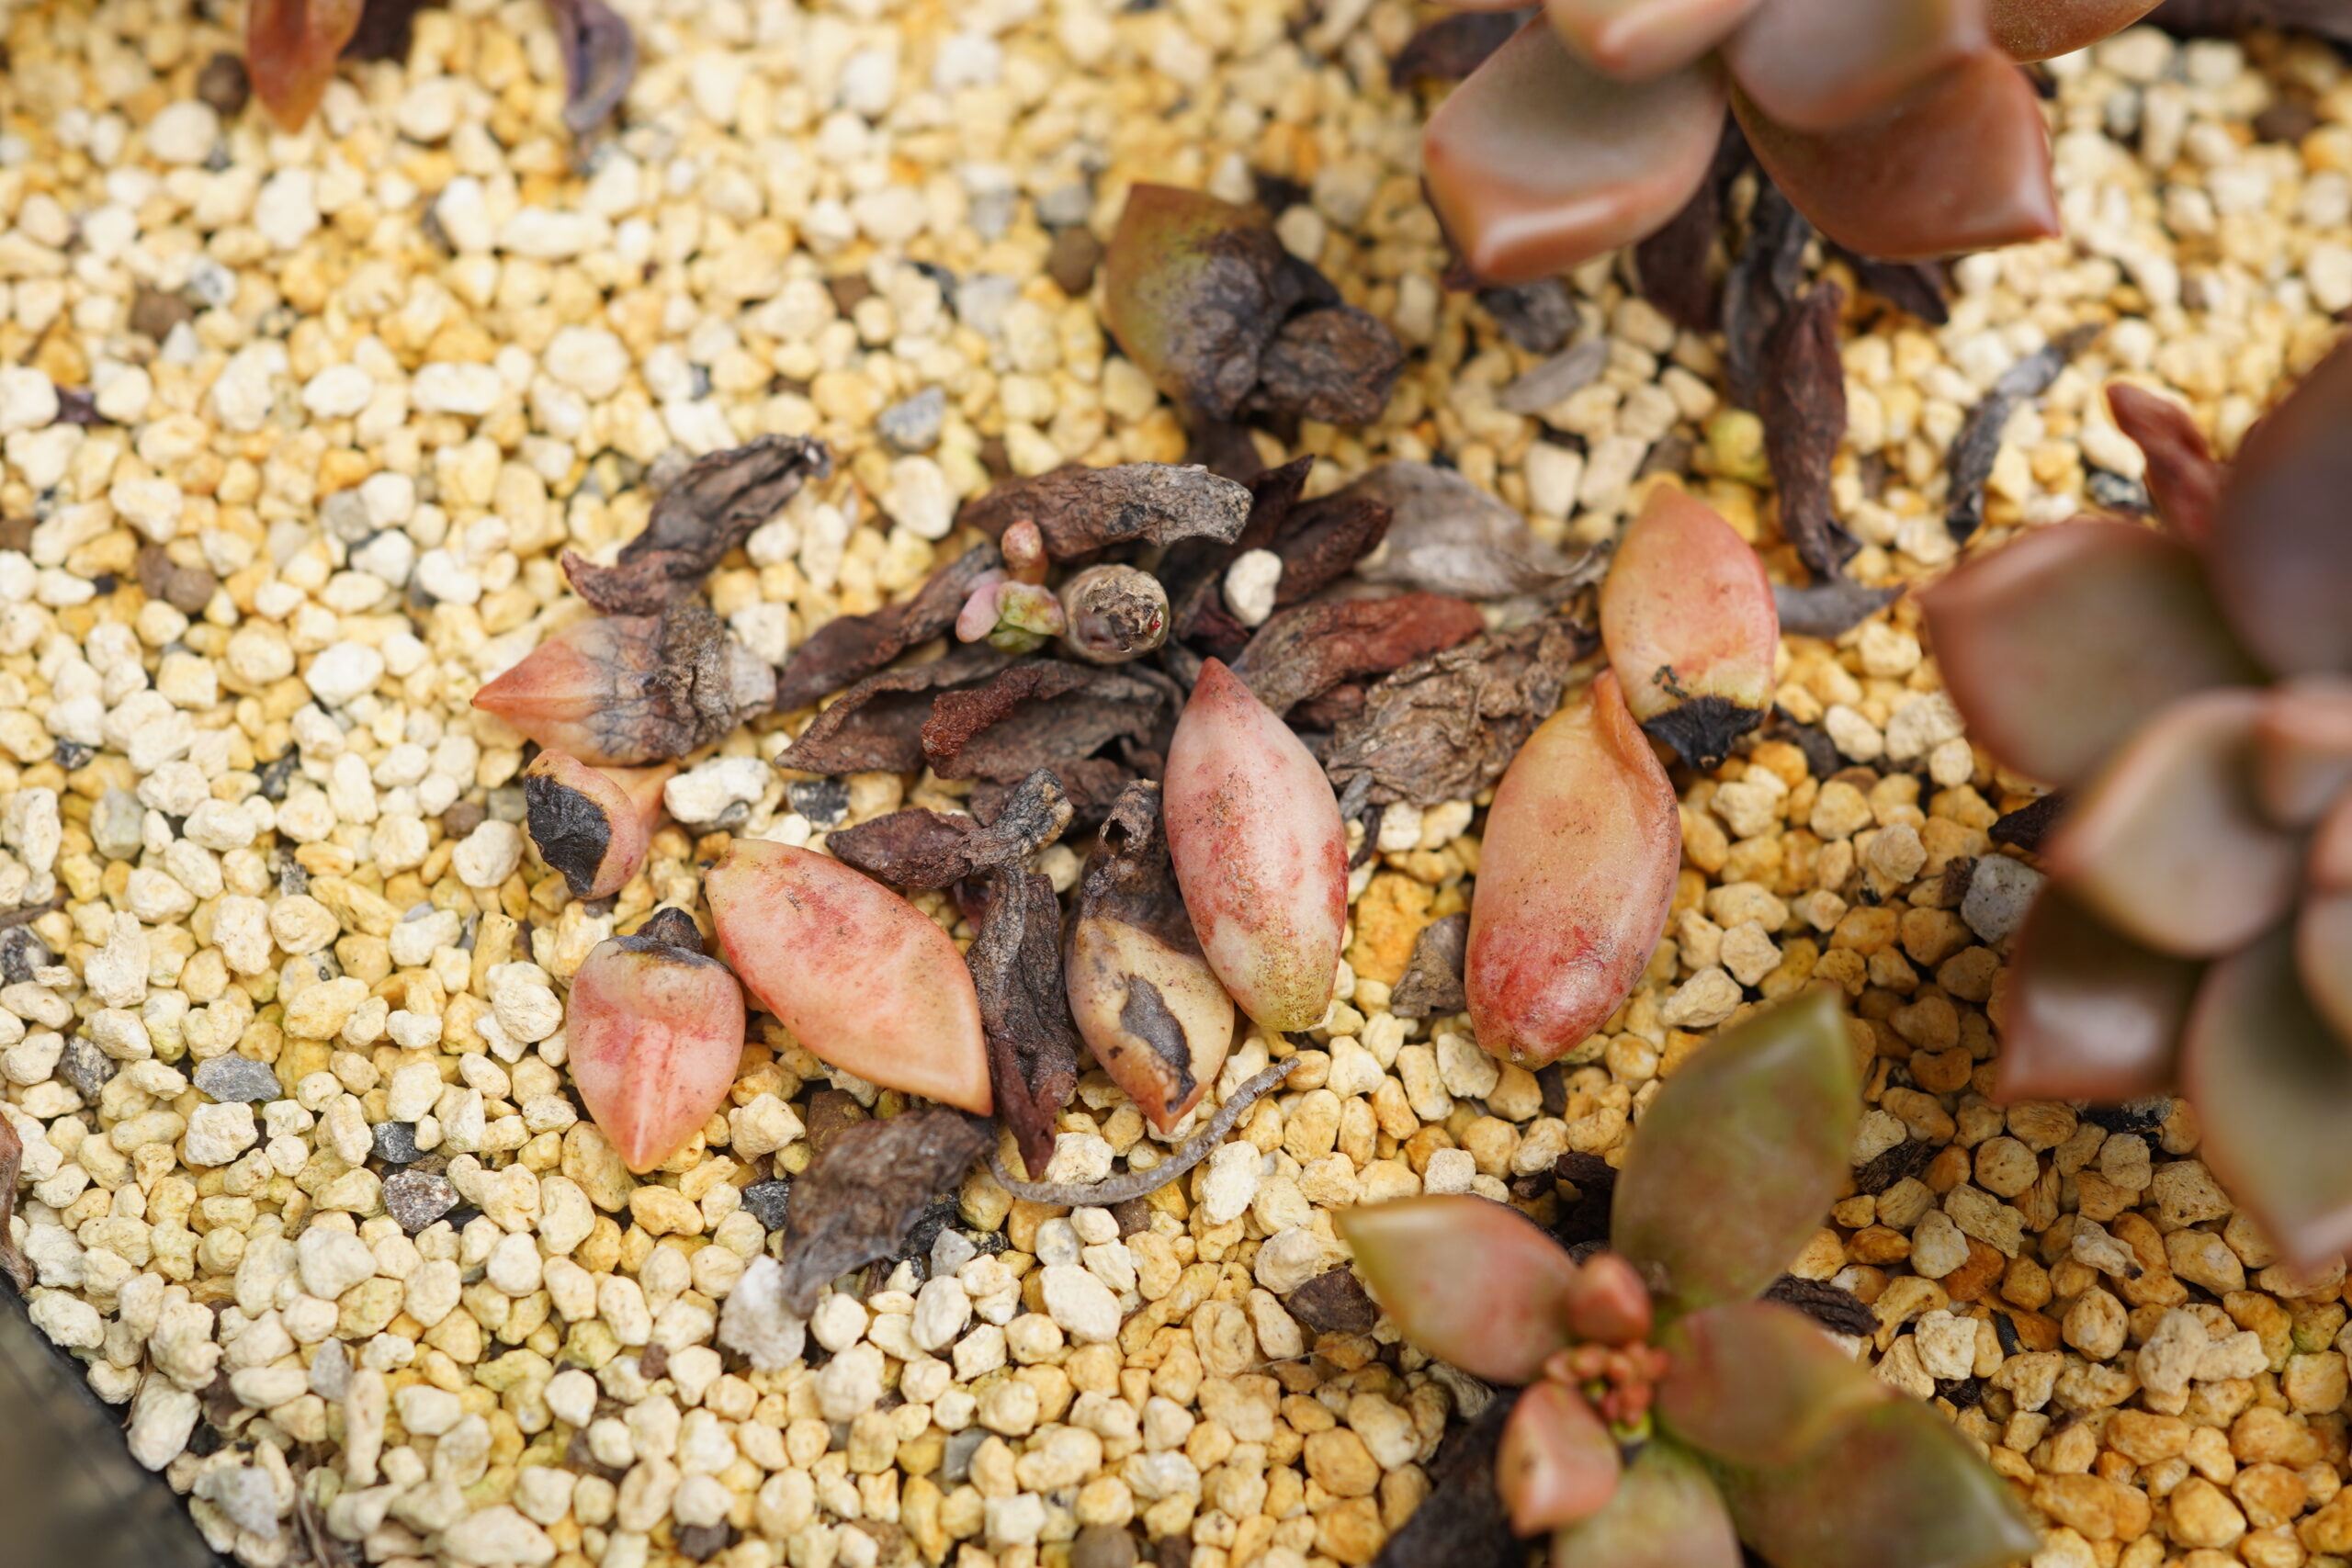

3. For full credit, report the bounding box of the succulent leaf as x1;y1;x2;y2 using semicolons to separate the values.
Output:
1713;1397;2040;1568
1163;659;1350;1032
1611;989;1857;1318
2105;383;2219;545
2044;690;2303;959
523;751;672;900
1540;0;1761;78
1100;186;1289;422
1920;521;2264;789
471;605;775;767
1993;886;2199;1103
2313;788;2352;894
2298;891;2352;1050
1548;1438;1742;1568
2256;678;2352;829
707;840;993;1114
1498;1381;1623;1536
247;0;365;130
1657;1300;1891;1469
1988;0;2162;61
1721;0;1985;133
567;919;748;1173
1465;671;1680;1066
1335;1196;1579;1383
1733;50;2058;261
1600;485;1778;771
2207;341;2352;675
1422;18;1730;287
2181;923;2352;1269
1561;1252;1655;1346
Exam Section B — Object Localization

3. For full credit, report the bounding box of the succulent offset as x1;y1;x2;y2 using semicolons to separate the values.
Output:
1415;0;2160;286
1340;991;2038;1568
1922;341;2352;1265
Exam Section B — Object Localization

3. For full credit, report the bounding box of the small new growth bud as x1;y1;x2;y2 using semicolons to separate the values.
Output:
1060;565;1170;663
956;577;1069;653
1001;518;1049;584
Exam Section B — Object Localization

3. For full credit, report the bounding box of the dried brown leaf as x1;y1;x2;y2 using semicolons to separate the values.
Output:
1773;579;1906;638
774;1110;990;1315
958;464;1253;562
970;758;1141;829
1946;324;2101;545
969;868;1084;1179
0;1112;28;1291
1272;496;1393;606
775;645;1008;776
1285;1267;1380;1335
2150;0;2352;38
1389;912;1469;1019
831;771;1073;892
1724;183;1811;412
561;436;830;615
1324;617;1594;806
546;0;637;134
246;0;363;130
1390;7;1525;85
1230;594;1487;716
1342;463;1598;600
921;661;1175;782
1246;307;1406;426
1370;1392;1523;1568
1759;280;1860;579
775;542;1004;714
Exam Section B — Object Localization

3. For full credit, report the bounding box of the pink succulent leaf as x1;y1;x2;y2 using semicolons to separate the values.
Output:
1335;1196;1579;1383
1498;1381;1624;1536
2298;890;2352;1050
1547;1438;1742;1568
1562;1252;1655;1346
956;576;1011;643
2181;923;2352;1269
567;919;748;1174
1656;1301;1891;1470
2314;788;2352;894
2043;689;2303;959
1721;0;1985;133
1465;671;1681;1067
2207;339;2352;675
1920;520;2265;790
1989;0;2162;61
1733;50;2058;261
1541;0;1760;78
1992;886;2198;1105
2255;678;2352;830
1422;17;1729;287
2106;383;2219;546
1610;989;1858;1319
1713;1396;2039;1568
1600;486;1778;771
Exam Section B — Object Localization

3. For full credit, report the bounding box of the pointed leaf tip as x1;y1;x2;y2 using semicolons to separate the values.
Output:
1336;1196;1578;1383
2209;338;2352;675
2105;383;2219;545
1657;1300;1889;1469
1611;989;1857;1317
1498;1381;1623;1536
1990;0;2162;62
246;0;365;130
1994;887;2197;1105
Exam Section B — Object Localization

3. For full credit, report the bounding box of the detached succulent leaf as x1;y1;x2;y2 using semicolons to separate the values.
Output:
1542;0;1760;78
1994;887;2199;1103
1548;1438;1741;1568
567;916;748;1173
1497;1381;1622;1536
1336;1196;1578;1383
1990;0;2161;60
2207;340;2352;675
1721;0;1985;133
1735;50;2059;261
1657;1300;1889;1469
471;604;774;766
1713;1397;2039;1568
2187;925;2352;1265
1920;521;2263;789
2256;678;2352;829
707;840;992;1114
560;436;829;615
1600;486;1778;771
1423;18;1730;287
2043;690;2302;959
523;752;671;899
1164;660;1349;1032
2106;384;2219;545
1466;671;1680;1066
1611;988;1857;1318
246;0;364;130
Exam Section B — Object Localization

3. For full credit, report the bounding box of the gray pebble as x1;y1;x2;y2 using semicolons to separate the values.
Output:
384;1170;460;1235
57;1035;115;1102
321;490;373;544
308;1337;351;1401
1035;182;1094;228
1070;1525;1139;1568
1498;337;1609;416
372;1122;423;1165
941;1426;989;1487
931;1227;978;1278
740;1179;791;1232
786;778;849;828
876;386;945;453
487;785;527;823
1962;855;2046;948
92;789;143;861
194;1055;283;1104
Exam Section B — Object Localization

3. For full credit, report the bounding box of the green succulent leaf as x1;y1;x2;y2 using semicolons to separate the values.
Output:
2106;383;2219;545
1498;1380;1623;1536
1993;886;2199;1104
1988;0;2162;62
2044;689;2303;959
2208;340;2352;675
2185;922;2352;1267
1656;1301;1890;1470
1733;51;2058;262
1541;0;1759;78
1721;0;1983;133
1335;1196;1578;1382
1422;17;1729;287
1548;1438;1742;1568
2256;678;2352;829
1611;989;1857;1319
1919;520;2264;791
1713;1397;2040;1568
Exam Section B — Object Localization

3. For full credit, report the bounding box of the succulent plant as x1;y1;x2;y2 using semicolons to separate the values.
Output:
1419;0;2159;287
1340;990;2037;1568
522;751;673;900
1921;342;2352;1265
566;908;746;1172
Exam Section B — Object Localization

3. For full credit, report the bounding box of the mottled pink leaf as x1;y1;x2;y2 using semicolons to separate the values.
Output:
1920;520;2263;789
1611;988;1857;1318
2182;924;2352;1267
1541;0;1760;77
1548;1438;1741;1568
2044;689;2301;958
1600;485;1778;771
1562;1252;1654;1346
1990;0;2161;60
1993;887;2198;1104
1498;1381;1622;1535
1723;0;1984;132
1657;1300;1890;1468
2207;340;2352;674
568;915;747;1173
1336;1196;1578;1383
1423;18;1729;286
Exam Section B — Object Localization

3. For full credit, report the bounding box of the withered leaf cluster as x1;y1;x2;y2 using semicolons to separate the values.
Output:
968;866;1084;1179
1230;595;1487;722
1340;463;1596;601
772;1109;991;1315
1367;1393;1522;1568
959;464;1255;562
775;543;1004;714
831;770;1074;892
562;436;831;616
1759;281;1860;580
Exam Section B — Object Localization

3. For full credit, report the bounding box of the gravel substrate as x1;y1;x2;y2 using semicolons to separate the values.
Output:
4;4;2352;1567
